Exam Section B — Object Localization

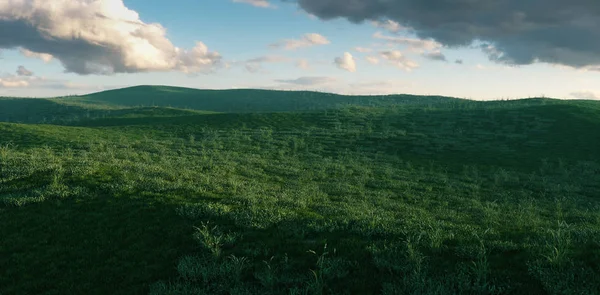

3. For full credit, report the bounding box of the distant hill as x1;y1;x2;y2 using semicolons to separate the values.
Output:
2;85;598;125
54;85;465;112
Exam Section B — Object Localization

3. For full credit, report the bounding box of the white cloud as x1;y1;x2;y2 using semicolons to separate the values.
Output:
373;32;442;53
380;50;419;71
232;0;274;8
0;0;221;75
0;71;98;91
371;20;407;33
365;56;380;65
354;47;373;53
296;59;311;70
334;52;357;72
270;33;330;50
19;48;54;63
0;77;29;88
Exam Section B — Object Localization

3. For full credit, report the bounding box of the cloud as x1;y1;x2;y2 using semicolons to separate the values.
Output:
570;91;599;100
354;47;372;53
270;33;330;50
373;32;442;53
239;55;289;73
371;20;406;33
423;52;447;62
290;0;600;69
232;0;274;8
275;76;337;85
380;50;419;71
0;76;29;88
348;79;414;95
296;59;311;70
455;59;464;65
334;52;356;72
16;66;34;76
0;71;107;92
246;56;289;64
244;64;262;73
20;48;53;63
365;56;380;65
0;0;221;75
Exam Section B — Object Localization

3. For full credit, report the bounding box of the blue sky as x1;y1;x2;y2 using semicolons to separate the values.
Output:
1;0;599;100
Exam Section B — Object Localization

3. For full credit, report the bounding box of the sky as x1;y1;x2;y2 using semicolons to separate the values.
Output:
1;0;600;100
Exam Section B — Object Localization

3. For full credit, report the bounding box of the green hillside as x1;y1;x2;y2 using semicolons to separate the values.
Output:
1;87;599;295
56;85;468;112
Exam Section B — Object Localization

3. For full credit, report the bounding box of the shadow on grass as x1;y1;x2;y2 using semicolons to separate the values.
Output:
0;195;197;295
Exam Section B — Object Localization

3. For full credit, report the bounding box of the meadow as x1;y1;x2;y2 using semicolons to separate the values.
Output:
0;86;599;294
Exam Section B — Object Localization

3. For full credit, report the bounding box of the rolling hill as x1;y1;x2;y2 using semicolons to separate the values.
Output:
1;86;599;295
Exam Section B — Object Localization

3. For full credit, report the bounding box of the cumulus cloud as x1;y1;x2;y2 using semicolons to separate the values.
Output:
334;52;356;72
380;50;419;71
570;91;599;100
232;0;274;8
16;66;33;76
270;33;330;50
289;0;600;69
275;76;337;85
0;0;221;75
373;32;442;53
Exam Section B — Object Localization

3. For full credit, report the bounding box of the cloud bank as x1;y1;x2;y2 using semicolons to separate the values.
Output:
0;0;222;75
289;0;600;69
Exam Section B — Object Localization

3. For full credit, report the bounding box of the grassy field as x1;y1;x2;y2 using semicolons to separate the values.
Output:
1;86;599;294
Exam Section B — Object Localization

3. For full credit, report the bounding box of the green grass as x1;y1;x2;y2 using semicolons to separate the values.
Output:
1;87;599;294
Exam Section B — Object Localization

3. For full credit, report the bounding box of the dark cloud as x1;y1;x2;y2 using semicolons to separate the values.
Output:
16;66;34;76
423;52;447;62
290;0;600;68
275;76;337;85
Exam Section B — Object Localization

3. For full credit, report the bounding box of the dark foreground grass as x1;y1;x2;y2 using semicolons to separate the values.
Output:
1;90;599;295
